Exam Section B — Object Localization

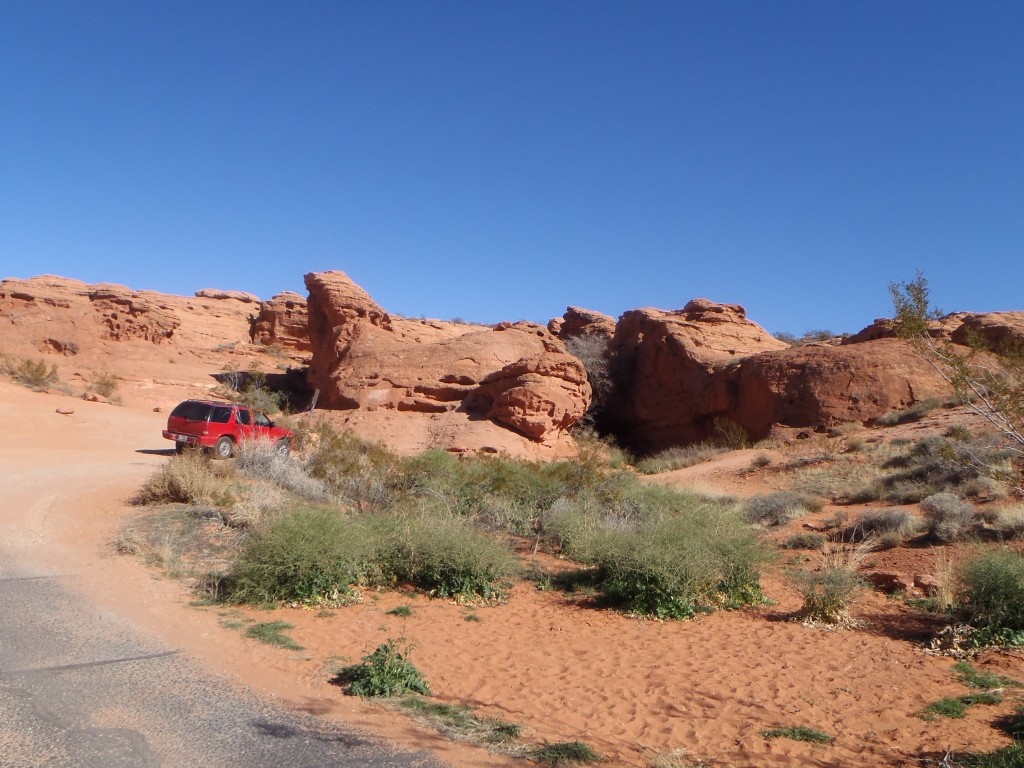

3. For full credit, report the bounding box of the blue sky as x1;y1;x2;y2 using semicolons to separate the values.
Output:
2;2;1021;336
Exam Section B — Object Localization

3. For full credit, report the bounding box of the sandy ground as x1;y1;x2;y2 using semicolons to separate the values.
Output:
3;376;1024;767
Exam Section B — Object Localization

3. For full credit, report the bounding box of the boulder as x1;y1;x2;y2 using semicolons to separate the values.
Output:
303;271;591;455
729;339;951;438
251;291;311;351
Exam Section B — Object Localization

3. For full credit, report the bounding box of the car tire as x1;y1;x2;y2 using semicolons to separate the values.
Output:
275;439;291;458
213;436;234;460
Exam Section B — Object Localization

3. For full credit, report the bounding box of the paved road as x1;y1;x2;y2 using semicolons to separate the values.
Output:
0;556;446;767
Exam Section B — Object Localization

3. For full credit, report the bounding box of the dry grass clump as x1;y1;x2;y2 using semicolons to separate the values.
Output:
635;443;728;475
992;505;1024;540
874;398;945;426
780;532;826;550
854;508;921;540
743;491;822;526
135;452;233;506
921;493;977;543
235;438;330;501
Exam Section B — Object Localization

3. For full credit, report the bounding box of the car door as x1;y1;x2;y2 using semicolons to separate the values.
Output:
233;406;258;443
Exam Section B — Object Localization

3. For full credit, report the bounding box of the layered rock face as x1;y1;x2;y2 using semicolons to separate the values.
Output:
304;271;590;455
250;291;311;352
609;300;788;449
0;276;181;349
729;339;951;438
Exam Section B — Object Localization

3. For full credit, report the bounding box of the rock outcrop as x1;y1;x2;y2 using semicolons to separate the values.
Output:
548;306;617;340
950;312;1024;351
304;271;590;455
609;299;788;449
729;338;952;438
195;288;260;303
250;291;311;352
0;276;180;347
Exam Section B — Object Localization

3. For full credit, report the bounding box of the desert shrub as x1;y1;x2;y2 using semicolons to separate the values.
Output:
135;452;229;506
227;507;394;604
854;508;921;539
88;370;120;399
875;398;944;426
780;532;826;550
335;638;430;697
12;358;59;390
564;334;614;433
565;502;767;619
530;741;601;765
994;506;1024;539
635;443;728;475
794;566;862;624
711;416;749;449
946;425;974;442
921;493;977;543
792;546;868;624
957;550;1024;644
744;492;821;526
390;514;519;600
235;438;330;501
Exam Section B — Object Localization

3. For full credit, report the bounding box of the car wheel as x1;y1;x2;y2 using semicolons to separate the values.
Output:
275;439;291;458
213;436;234;460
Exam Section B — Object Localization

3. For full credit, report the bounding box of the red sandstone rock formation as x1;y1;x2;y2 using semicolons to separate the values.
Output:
608;299;788;450
251;291;311;352
729;338;952;438
548;306;617;340
304;271;590;455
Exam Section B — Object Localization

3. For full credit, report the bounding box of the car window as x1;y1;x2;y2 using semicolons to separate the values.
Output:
236;408;252;425
170;401;212;421
210;406;232;424
254;412;271;427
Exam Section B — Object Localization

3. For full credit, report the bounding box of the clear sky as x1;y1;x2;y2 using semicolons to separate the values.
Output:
2;2;1021;336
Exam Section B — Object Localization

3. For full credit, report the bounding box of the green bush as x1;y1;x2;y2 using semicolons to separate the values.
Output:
335;638;430;697
227;507;393;604
566;501;766;619
391;514;520;600
530;741;601;765
957;550;1024;644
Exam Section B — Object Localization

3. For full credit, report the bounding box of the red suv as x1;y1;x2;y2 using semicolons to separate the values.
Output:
162;400;294;459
